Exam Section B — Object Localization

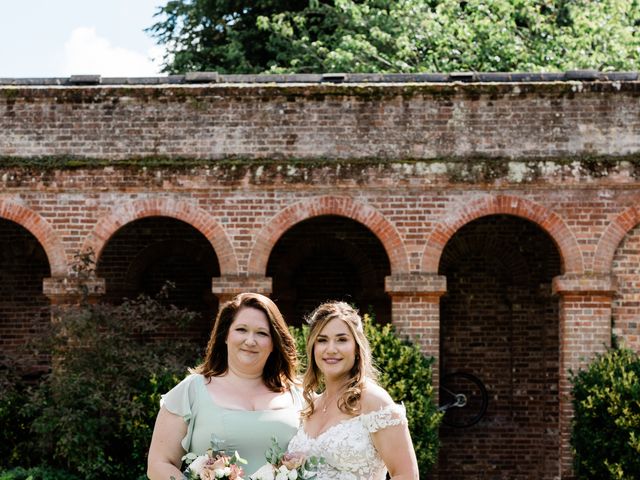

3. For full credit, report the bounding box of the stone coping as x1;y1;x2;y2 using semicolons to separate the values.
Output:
0;70;637;86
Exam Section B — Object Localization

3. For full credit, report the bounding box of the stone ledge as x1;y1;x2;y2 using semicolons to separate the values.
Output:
0;70;637;86
385;274;447;296
551;273;616;295
43;276;106;303
211;275;273;296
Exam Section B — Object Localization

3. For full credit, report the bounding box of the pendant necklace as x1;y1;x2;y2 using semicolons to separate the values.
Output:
322;390;337;413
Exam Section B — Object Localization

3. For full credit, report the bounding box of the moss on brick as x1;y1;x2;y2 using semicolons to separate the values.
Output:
2;154;640;185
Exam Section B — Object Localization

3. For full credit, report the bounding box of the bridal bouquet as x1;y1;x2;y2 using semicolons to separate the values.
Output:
181;437;247;480
250;437;323;480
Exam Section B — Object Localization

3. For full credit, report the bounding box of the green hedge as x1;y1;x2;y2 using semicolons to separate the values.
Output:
291;315;442;475
0;467;80;480
571;348;640;479
0;356;33;468
0;292;200;480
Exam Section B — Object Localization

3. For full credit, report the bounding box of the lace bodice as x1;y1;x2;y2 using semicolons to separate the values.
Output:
287;403;407;480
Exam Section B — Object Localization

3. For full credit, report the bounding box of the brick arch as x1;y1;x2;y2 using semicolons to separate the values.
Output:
248;196;409;276
593;205;640;273
0;200;67;276
82;198;238;275
421;195;583;274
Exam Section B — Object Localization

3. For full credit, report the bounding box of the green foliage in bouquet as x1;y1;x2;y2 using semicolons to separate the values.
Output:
290;313;441;475
571;348;640;479
24;287;202;480
262;436;323;479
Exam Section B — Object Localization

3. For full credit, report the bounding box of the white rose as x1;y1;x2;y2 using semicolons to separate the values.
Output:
275;471;289;480
287;469;298;480
189;455;210;475
250;463;276;480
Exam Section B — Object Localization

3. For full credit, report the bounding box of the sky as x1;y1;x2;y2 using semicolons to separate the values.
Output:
0;0;168;78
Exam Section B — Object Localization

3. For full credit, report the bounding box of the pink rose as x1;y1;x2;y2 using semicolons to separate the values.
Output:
199;464;218;480
211;454;230;471
228;463;245;479
281;452;305;470
198;454;229;480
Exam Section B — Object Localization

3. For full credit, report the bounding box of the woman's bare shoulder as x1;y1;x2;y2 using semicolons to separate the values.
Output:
360;380;395;414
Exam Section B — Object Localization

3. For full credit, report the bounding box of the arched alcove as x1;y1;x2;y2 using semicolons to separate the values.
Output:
96;217;220;346
611;221;640;351
0;219;51;376
437;215;561;480
267;215;391;326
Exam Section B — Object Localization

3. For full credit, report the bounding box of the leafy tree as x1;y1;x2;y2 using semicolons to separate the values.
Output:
147;0;308;74
149;0;640;74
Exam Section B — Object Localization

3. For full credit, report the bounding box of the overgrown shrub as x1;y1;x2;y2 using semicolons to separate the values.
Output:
0;355;34;469
291;314;441;475
571;348;640;479
24;290;201;480
0;466;80;480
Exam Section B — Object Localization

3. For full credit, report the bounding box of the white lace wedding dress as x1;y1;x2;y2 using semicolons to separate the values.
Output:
287;403;407;480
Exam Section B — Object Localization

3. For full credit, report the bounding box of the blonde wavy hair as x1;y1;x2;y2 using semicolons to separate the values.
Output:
301;301;378;418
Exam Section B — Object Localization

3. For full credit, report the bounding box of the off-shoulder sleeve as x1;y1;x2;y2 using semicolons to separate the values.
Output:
160;374;199;452
361;403;407;433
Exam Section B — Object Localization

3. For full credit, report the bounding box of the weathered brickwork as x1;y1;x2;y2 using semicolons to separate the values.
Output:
2;81;640;160
1;77;640;479
438;216;561;479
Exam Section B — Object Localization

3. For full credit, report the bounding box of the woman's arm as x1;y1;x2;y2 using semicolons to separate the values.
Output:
364;383;419;480
371;421;419;480
147;406;188;480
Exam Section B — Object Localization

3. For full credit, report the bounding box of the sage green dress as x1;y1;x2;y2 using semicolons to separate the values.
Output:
161;374;303;476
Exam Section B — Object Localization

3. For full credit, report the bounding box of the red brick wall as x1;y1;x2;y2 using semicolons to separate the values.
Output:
1;82;639;160
437;215;561;479
1;79;640;479
612;223;640;348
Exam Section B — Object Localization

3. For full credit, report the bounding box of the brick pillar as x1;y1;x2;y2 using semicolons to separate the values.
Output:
385;273;447;383
552;273;615;480
211;275;273;304
43;276;106;305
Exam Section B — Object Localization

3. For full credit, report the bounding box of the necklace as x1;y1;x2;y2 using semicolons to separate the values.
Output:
321;390;339;413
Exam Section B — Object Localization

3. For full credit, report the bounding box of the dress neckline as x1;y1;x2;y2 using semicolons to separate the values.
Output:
198;374;296;412
301;414;361;441
301;403;400;441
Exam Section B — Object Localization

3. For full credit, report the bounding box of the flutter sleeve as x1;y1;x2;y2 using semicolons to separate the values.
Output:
361;403;408;433
160;373;198;452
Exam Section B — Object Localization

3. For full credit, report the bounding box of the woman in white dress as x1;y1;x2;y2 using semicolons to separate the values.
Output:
287;301;419;480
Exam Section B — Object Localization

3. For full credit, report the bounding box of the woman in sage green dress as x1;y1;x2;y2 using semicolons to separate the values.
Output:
147;293;301;479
